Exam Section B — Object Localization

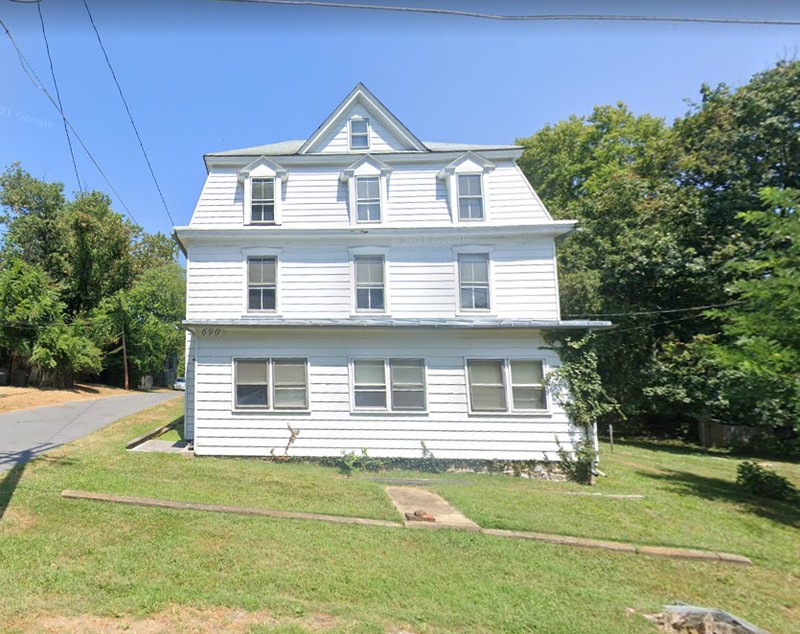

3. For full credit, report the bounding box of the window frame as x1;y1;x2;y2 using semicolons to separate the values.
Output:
238;157;287;226
250;177;276;224
233;358;309;412
350;358;428;413
246;255;278;313
352;253;387;313
456;173;485;221
456;252;491;313
354;175;382;223
349;117;370;150
465;358;549;415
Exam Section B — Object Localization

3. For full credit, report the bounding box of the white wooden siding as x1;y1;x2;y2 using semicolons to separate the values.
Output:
314;104;408;154
185;240;559;320
184;330;196;439
192;328;580;460
189;161;550;228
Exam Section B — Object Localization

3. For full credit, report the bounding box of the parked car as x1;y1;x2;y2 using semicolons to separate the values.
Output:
173;377;186;391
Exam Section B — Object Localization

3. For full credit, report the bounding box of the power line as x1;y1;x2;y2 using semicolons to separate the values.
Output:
36;1;82;192
0;17;140;226
210;0;800;27
564;300;745;319
81;0;176;227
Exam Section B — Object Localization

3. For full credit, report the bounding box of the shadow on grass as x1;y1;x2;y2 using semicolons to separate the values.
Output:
614;439;731;459
1;445;77;520
639;468;800;529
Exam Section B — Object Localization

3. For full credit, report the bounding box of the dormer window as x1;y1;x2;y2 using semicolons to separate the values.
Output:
340;155;391;225
238;157;288;226
356;176;381;222
438;152;495;223
349;118;370;150
251;178;275;223
457;174;484;220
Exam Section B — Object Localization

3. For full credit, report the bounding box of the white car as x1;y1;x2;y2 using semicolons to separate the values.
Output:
173;377;186;391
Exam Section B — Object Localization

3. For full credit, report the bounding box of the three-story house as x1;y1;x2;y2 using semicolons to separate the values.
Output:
174;84;610;459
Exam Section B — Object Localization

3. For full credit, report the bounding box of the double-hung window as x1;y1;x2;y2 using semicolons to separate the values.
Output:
354;254;385;311
251;178;275;223
457;174;484;220
234;358;308;410
467;359;546;413
349;118;370;149
355;176;381;222
353;359;426;411
458;253;490;311
248;256;276;311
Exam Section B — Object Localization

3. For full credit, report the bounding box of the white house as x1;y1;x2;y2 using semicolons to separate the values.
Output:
173;84;610;460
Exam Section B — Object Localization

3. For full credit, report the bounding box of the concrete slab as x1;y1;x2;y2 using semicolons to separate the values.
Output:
385;485;480;531
131;439;191;454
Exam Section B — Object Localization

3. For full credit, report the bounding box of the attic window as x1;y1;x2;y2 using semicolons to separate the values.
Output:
350;118;370;150
251;178;275;223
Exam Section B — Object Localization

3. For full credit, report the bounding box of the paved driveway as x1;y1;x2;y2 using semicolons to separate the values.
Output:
0;391;181;472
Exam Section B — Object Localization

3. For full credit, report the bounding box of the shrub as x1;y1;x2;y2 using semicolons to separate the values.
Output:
335;449;384;476
555;437;596;485
736;460;797;502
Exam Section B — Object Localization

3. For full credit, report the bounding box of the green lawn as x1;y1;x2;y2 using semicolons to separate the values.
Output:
1;400;798;633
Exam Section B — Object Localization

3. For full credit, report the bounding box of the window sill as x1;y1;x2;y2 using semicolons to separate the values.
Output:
232;408;311;415
350;409;429;416
467;410;551;417
246;222;281;227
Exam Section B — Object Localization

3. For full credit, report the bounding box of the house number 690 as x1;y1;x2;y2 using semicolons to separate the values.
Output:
200;328;223;336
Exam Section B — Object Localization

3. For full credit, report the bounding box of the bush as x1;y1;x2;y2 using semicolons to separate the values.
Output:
555;437;596;485
335;449;384;476
736;460;797;502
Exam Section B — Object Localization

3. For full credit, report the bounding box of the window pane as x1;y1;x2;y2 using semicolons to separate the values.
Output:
236;384;268;408
391;360;424;385
252;204;274;222
249;258;276;284
274;387;307;409
459;197;483;220
273;359;306;384
248;288;262;310
513;386;546;410
351;119;368;134
367;288;384;310
471;386;507;411
357;177;379;199
252;178;274;201
355;256;383;283
355;389;386;408
472;287;489;310
259;289;276;310
237;360;267;384
392;390;425;410
458;174;482;196
511;360;543;385
356;288;371;310
459;255;488;283
354;360;385;385
351;135;369;149
357;202;381;222
468;360;503;384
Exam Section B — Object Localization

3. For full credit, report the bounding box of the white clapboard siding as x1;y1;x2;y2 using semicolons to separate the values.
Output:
184;331;196;439
191;328;581;460
188;161;550;228
314;103;409;154
185;240;559;320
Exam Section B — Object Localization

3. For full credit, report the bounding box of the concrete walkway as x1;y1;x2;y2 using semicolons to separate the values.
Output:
0;392;180;472
385;485;480;530
132;439;191;454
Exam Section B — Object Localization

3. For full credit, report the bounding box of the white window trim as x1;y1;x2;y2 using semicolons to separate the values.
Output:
349;116;371;151
437;152;495;224
348;357;428;414
452;246;495;316
231;357;311;413
354;175;383;224
464;357;551;416
349;247;390;315
340;155;391;226
455;172;486;222
238;157;288;226
241;248;282;315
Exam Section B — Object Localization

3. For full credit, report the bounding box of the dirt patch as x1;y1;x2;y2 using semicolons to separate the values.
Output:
0;383;136;414
19;605;338;633
0;507;36;534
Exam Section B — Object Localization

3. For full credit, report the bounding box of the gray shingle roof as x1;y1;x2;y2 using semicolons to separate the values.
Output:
206;140;519;157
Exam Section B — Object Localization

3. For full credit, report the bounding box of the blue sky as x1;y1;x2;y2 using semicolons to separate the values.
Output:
2;0;800;235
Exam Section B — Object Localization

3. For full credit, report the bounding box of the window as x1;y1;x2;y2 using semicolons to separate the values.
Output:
457;174;484;220
350;118;370;149
353;358;426;411
251;178;275;223
458;253;490;311
235;358;308;410
467;359;546;413
355;176;381;222
354;254;385;311
248;257;276;311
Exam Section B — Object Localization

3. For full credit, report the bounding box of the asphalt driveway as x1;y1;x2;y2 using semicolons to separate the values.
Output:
0;391;181;472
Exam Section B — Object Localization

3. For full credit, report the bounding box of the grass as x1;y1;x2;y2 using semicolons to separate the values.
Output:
0;382;132;414
0;402;798;633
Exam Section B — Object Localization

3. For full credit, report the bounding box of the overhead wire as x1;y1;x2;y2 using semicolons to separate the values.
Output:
209;0;800;26
81;0;176;227
564;300;746;319
35;0;82;192
0;17;140;226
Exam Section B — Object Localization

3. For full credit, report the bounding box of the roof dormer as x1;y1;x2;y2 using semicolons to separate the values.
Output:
437;152;496;223
340;155;392;225
237;157;288;226
299;83;427;155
